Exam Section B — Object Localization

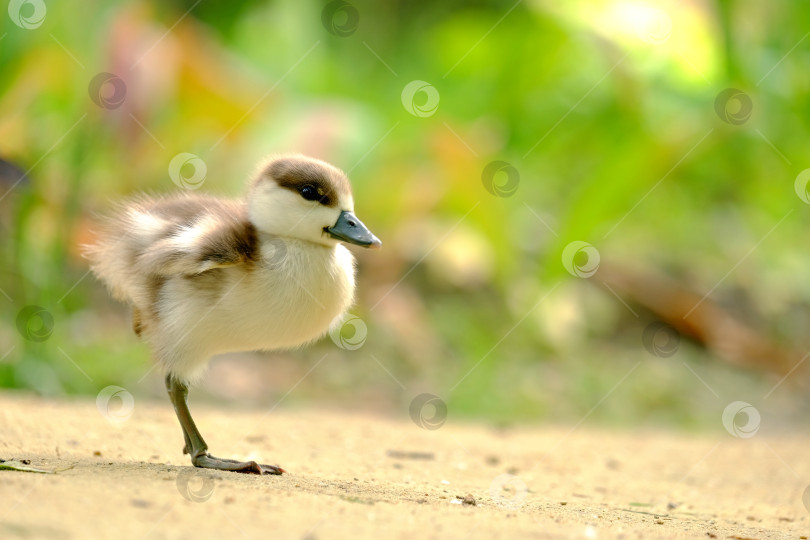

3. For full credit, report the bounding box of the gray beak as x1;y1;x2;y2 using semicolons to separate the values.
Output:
326;211;382;249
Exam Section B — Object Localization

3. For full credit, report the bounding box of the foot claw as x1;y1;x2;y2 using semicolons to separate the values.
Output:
261;464;285;475
191;453;284;475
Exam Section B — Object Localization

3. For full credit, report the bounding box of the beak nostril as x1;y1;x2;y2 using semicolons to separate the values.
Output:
328;211;377;246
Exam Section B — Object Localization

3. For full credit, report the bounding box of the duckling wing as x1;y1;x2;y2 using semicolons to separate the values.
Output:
136;195;258;276
86;194;257;303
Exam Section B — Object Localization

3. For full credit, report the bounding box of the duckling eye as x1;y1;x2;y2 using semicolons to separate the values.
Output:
299;185;320;202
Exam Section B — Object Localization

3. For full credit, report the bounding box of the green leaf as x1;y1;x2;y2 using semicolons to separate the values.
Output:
0;459;53;474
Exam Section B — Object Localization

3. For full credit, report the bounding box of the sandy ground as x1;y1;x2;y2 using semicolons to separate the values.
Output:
0;392;808;540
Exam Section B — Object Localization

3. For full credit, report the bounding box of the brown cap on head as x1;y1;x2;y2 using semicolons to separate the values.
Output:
252;154;352;208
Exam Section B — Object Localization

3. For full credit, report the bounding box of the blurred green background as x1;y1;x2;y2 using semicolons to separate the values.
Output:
2;0;810;431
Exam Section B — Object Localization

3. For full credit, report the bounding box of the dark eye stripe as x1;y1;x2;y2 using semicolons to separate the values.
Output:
266;159;341;207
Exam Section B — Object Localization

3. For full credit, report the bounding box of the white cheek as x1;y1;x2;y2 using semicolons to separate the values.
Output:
339;194;355;212
248;184;342;245
306;204;342;229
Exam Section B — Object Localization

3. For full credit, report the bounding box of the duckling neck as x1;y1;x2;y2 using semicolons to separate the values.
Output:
255;231;334;256
253;233;357;319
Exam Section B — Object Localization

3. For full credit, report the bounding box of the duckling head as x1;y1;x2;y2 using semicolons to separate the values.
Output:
248;154;381;249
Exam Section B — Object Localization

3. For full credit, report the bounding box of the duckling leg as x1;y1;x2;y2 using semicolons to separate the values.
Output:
165;374;284;475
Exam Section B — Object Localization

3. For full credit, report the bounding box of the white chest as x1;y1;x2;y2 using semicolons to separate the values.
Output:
170;240;356;355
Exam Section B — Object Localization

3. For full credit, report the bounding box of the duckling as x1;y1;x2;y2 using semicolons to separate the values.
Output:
85;154;381;474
